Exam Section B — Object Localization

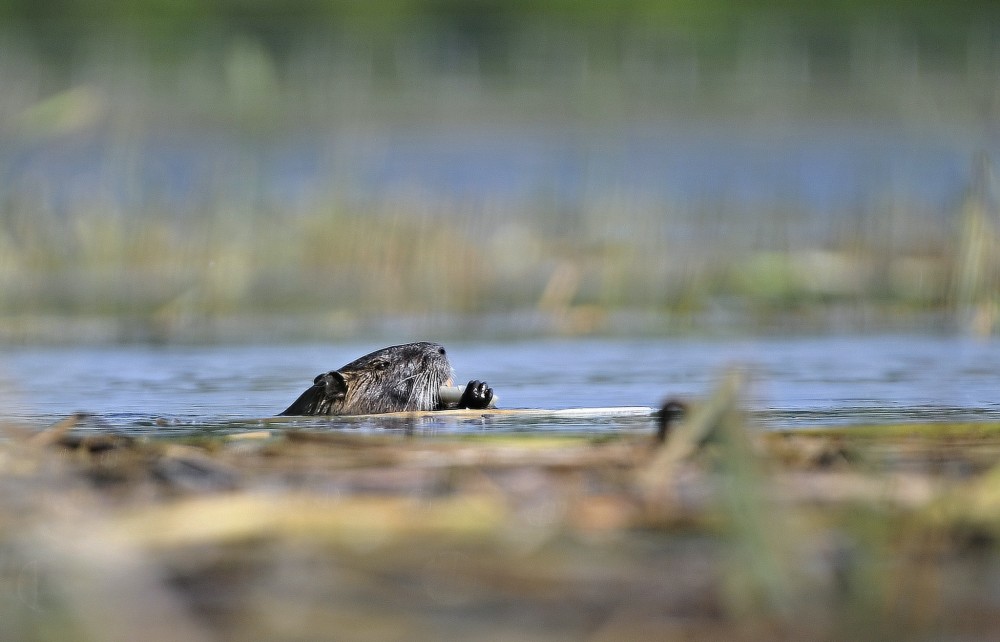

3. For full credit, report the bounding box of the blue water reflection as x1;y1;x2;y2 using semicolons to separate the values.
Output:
2;335;998;434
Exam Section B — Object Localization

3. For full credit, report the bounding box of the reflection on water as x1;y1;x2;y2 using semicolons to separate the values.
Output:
1;335;999;434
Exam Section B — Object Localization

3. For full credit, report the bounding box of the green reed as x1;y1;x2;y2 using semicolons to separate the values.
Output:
0;18;997;341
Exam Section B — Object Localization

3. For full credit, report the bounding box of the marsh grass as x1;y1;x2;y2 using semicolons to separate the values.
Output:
6;382;1000;639
0;189;985;341
1;22;998;341
3;8;1000;639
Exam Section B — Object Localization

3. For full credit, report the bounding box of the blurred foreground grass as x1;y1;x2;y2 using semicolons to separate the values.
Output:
6;380;1000;639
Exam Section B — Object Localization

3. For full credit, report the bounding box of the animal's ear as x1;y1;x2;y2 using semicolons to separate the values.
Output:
314;371;348;400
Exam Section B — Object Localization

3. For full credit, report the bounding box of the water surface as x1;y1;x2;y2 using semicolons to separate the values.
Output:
1;335;998;435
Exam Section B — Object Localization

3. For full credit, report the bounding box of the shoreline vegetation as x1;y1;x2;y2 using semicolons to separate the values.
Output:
1;5;999;343
1;157;997;343
6;377;1000;638
0;308;977;345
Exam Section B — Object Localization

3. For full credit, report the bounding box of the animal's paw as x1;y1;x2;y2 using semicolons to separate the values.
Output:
458;380;494;409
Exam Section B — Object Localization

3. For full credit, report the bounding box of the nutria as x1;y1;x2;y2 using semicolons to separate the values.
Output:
280;342;494;416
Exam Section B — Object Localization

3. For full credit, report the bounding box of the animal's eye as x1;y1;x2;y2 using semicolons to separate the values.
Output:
438;347;446;355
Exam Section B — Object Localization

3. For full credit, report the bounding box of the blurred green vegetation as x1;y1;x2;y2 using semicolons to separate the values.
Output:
2;0;995;57
2;0;998;95
0;0;998;341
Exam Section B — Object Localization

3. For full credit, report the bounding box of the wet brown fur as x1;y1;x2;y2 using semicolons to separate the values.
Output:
280;342;453;416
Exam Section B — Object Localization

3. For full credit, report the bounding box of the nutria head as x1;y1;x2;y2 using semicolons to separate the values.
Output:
280;342;453;416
